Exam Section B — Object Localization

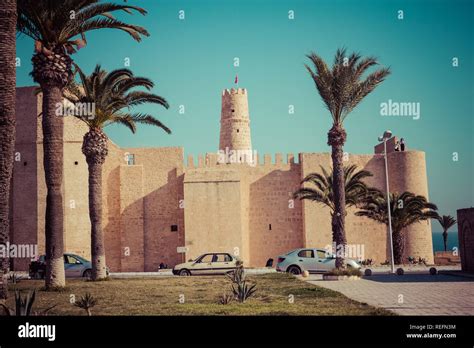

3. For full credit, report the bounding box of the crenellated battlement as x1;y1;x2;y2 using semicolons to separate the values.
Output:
185;152;299;169
222;88;247;96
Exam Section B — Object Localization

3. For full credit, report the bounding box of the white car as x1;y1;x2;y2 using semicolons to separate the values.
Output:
172;253;239;276
276;248;361;275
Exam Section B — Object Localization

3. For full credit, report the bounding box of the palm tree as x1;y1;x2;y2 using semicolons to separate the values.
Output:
305;49;390;268
17;0;150;288
294;164;376;211
0;0;17;299
436;215;456;252
64;65;170;280
356;191;439;264
294;165;377;262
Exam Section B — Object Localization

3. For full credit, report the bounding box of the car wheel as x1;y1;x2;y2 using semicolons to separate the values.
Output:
287;266;301;275
179;269;191;276
83;269;92;280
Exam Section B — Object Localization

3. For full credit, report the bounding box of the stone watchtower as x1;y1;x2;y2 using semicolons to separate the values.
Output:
219;88;252;153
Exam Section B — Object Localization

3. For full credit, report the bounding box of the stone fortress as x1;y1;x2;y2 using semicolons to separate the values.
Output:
10;86;434;272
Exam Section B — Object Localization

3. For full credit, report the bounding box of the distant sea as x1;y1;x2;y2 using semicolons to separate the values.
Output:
432;231;458;252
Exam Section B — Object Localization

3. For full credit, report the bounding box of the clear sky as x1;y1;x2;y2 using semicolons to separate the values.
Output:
16;0;473;229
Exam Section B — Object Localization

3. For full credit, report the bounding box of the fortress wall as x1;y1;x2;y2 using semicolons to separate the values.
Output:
62;117;90;259
122;147;185;271
102;146;185;272
245;157;304;267
387;151;434;263
119;164;145;271
102;142;123;271
299;153;389;262
183;170;247;263
10;87;40;270
183;154;304;267
36;143;46;264
240;174;251;264
299;153;334;251
343;154;389;262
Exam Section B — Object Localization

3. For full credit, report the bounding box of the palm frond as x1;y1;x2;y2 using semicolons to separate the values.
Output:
63;65;170;135
305;48;390;125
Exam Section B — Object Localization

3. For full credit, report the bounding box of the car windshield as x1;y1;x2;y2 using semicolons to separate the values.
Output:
66;254;89;263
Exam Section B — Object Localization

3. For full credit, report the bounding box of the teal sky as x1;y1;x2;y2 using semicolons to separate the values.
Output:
16;0;473;230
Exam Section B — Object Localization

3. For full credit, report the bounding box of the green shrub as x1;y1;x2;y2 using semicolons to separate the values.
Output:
218;293;233;305
0;289;56;316
327;268;362;277
224;263;257;303
74;292;97;316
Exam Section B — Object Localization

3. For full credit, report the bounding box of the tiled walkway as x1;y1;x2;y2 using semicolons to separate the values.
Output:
306;273;474;315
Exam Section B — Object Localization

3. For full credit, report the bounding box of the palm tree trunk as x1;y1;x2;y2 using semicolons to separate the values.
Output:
88;160;107;280
83;129;109;280
0;0;17;299
328;125;347;269
442;231;448;252
393;229;404;265
42;85;66;288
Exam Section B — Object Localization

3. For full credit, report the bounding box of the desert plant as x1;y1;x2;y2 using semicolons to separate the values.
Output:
218;293;233;305
0;289;56;316
408;257;427;266
306;48;390;268
231;281;257;303
226;261;245;284
226;264;257;303
74;292;97;316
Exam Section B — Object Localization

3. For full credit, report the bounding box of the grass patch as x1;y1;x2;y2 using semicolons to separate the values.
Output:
5;273;392;316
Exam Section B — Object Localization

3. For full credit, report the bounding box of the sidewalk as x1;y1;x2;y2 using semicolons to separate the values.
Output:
304;270;474;315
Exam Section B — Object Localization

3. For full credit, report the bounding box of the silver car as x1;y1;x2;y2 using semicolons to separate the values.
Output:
29;253;109;279
276;248;361;275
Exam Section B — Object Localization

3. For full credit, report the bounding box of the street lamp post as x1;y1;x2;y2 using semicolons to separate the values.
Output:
379;130;395;274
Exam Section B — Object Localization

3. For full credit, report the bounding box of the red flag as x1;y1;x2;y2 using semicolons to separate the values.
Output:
234;75;238;84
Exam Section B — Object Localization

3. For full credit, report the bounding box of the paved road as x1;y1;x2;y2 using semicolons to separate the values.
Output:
305;273;474;315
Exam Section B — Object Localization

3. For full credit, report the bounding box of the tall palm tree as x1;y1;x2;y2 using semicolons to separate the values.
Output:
0;0;17;299
64;65;170;280
356;191;439;264
17;0;150;288
305;48;390;268
436;215;456;252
